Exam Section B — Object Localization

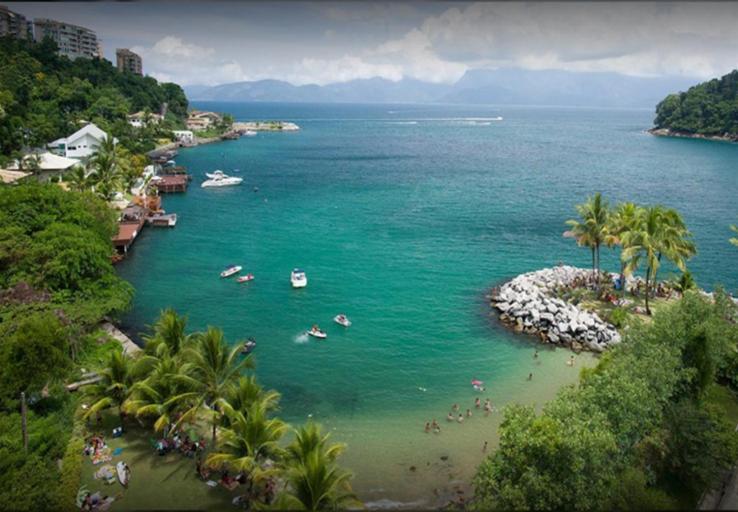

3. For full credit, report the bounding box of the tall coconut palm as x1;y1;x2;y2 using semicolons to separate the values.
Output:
171;326;254;447
221;376;281;428
565;192;610;279
606;202;642;296
266;422;358;511
142;308;192;358
66;165;91;192
285;421;345;466
88;133;122;200
621;206;695;314
82;350;136;426
206;402;287;489
124;352;187;433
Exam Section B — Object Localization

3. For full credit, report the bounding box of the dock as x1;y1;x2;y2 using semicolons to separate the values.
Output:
101;322;141;356
153;174;188;193
112;205;146;255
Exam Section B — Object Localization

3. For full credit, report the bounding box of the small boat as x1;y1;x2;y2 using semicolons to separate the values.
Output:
147;213;177;227
291;269;307;288
334;314;351;327
220;265;242;278
116;461;130;487
471;379;484;387
243;130;257;137
241;338;256;354
307;327;327;339
237;274;254;283
205;170;226;179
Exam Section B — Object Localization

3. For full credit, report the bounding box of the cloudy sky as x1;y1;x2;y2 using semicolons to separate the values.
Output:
9;1;738;86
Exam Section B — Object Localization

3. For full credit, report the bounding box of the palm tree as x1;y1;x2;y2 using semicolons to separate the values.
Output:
621;206;696;314
124;352;188;433
730;223;738;248
267;422;358;511
272;422;359;511
606;202;642;297
206;402;287;490
142;308;192;358
17;152;42;180
171;327;254;447
221;376;281;428
88;133;122;200
82;350;135;426
66;165;90;192
565;192;610;280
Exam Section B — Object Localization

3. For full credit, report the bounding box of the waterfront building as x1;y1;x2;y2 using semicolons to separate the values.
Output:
7;151;78;182
172;130;194;144
186;110;223;131
33;18;100;60
47;123;117;160
116;48;142;75
0;5;33;39
128;111;163;128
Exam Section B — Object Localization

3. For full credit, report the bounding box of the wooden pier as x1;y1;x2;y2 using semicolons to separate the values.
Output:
154;175;188;193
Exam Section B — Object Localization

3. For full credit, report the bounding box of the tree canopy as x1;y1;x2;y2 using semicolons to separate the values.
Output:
654;70;738;136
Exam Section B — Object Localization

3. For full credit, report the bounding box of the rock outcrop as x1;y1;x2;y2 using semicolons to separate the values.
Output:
490;266;621;352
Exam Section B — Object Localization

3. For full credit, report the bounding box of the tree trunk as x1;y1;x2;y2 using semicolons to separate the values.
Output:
211;409;217;448
21;392;28;454
645;266;651;315
591;248;596;284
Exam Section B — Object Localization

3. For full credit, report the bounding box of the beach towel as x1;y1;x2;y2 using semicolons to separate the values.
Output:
113;447;123;456
206;480;218;487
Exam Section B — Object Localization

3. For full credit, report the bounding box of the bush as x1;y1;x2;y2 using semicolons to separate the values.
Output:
608;307;630;328
53;433;85;511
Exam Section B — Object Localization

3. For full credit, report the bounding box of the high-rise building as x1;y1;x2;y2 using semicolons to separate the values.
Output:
116;48;143;75
0;5;32;40
33;18;99;60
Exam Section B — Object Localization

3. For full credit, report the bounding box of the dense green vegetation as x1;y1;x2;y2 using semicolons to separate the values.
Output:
474;290;738;510
566;193;696;314
0;183;133;509
0;36;188;161
654;70;738;136
85;308;359;509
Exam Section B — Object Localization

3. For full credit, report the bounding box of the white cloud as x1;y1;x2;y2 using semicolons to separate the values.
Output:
131;36;247;86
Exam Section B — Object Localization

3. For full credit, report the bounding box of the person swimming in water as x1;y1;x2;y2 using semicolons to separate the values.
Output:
432;419;440;433
534;350;539;358
452;403;459;412
475;397;481;409
424;422;431;433
457;413;464;423
483;441;488;452
528;372;533;381
447;412;454;422
466;408;472;418
567;355;575;366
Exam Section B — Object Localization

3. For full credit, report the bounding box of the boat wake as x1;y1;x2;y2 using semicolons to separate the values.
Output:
387;121;418;125
294;332;309;344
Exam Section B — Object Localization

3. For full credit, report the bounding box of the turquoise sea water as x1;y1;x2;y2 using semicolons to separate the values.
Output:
117;103;738;506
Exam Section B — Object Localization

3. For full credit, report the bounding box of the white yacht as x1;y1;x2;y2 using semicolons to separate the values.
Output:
202;171;243;188
220;265;242;278
291;268;307;288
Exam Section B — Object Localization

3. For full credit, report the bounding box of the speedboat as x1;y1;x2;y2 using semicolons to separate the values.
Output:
237;274;254;283
220;265;242;278
243;130;257;137
291;269;307;288
241;338;256;354
334;314;351;327
307;326;327;339
202;171;243;188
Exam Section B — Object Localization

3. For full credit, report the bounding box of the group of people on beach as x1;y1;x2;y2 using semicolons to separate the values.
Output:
424;398;494;433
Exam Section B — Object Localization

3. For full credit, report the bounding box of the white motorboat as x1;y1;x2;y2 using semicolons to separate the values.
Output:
243;130;257;136
291;268;307;288
220;265;242;278
202;171;243;188
241;338;256;354
307;326;327;339
334;314;351;327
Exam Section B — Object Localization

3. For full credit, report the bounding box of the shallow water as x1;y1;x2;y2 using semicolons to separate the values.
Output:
117;103;738;505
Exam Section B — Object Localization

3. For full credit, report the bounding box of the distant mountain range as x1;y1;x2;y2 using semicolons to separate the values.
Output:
185;68;698;108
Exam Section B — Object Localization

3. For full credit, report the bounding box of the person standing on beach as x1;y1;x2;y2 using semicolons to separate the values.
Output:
424;422;431;433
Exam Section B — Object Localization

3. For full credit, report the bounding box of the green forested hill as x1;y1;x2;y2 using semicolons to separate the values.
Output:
654;70;738;137
0;36;188;160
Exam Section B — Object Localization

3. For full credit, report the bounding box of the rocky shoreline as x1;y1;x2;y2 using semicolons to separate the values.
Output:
648;127;738;143
490;266;621;353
